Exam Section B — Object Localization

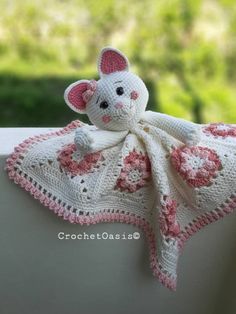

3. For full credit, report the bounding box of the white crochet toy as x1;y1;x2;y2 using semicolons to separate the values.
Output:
6;47;236;291
64;47;201;156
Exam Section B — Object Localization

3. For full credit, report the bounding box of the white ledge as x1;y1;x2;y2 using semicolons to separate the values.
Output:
0;127;60;156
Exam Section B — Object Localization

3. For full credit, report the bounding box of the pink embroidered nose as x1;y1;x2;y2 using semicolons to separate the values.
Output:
115;102;124;109
102;115;112;124
130;90;139;100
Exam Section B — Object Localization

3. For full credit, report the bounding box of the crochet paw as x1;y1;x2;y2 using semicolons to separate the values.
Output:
74;127;94;153
185;127;201;146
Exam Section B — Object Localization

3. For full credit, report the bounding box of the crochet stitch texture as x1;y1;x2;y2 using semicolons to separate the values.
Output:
6;47;236;291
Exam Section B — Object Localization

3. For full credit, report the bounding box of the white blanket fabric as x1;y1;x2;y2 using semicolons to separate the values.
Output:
6;117;236;290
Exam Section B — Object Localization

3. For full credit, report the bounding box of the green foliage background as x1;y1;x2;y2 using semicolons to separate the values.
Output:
0;0;236;126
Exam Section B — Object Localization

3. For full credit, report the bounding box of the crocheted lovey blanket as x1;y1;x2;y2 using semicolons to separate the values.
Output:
6;47;236;291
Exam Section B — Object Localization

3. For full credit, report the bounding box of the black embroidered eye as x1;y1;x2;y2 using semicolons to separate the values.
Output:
100;101;109;109
116;87;124;96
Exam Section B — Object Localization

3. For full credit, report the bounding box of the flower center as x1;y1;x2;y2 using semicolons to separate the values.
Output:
128;169;142;182
186;155;205;169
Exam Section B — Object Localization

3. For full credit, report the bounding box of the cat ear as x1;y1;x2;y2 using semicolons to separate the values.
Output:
98;47;129;77
64;80;91;114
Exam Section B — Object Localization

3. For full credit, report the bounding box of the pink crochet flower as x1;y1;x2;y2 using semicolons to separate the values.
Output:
57;143;102;176
171;146;222;188
116;149;151;193
203;123;236;138
82;80;97;103
159;196;180;238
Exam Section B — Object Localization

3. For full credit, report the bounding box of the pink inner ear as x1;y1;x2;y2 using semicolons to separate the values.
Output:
100;50;127;75
68;82;88;111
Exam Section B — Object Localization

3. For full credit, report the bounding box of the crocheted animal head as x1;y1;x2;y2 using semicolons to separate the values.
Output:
64;47;149;131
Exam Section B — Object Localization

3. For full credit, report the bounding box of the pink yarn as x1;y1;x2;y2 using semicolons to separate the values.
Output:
57;143;102;176
82;80;97;103
159;196;180;238
67;82;88;112
130;90;139;100
170;146;222;188
115;149;151;193
203;123;236;138
102;115;112;124
100;50;128;75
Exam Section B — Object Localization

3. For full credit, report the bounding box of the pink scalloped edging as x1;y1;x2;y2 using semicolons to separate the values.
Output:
177;196;236;250
5;119;176;291
6;120;236;291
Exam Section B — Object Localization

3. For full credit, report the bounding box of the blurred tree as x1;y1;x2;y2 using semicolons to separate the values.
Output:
0;0;236;126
